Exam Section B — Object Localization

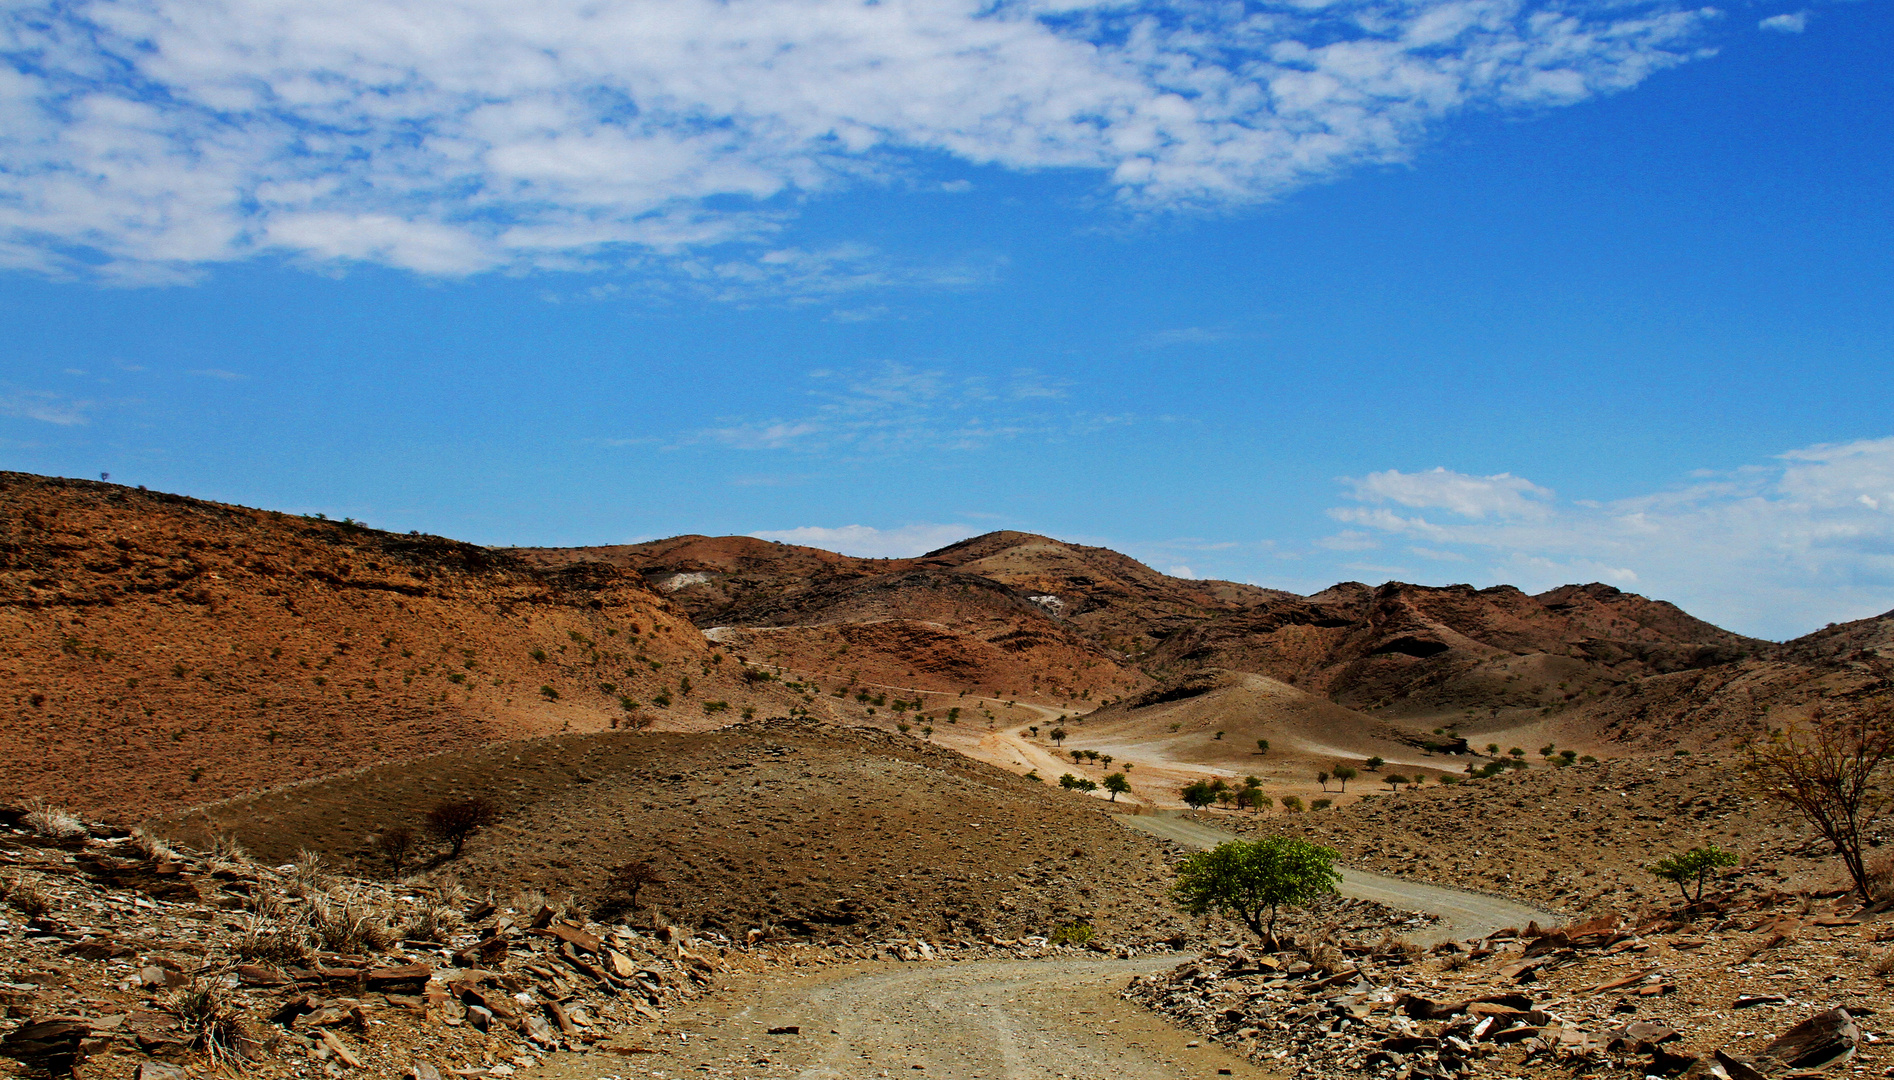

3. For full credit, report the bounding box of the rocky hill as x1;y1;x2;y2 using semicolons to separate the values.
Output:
0;474;810;820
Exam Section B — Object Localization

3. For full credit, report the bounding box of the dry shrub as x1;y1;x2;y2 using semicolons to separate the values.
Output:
1;873;53;918
163;979;263;1067
307;886;395;954
22;798;86;841
513;888;549;917
401;901;461;943
209;835;251;870
1304;942;1345;973
1874;949;1894;979
1439;952;1472;972
234;891;311;965
1867;854;1894;901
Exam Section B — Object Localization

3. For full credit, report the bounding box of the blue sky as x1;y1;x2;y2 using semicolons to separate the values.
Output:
2;0;1891;640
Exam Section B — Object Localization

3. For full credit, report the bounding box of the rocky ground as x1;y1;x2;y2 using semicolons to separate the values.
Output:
1126;889;1894;1079
0;808;1238;1080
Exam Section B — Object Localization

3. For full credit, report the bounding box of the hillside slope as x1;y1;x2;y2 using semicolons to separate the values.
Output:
0;474;807;819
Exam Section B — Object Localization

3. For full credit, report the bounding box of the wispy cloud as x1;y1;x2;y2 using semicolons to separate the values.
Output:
0;388;93;426
0;0;1720;283
696;363;1113;457
1759;11;1810;32
1139;327;1232;348
749;522;978;558
1325;437;1894;638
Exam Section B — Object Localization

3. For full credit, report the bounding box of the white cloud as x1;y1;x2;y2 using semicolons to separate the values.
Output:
0;388;92;425
0;0;1721;283
1758;11;1809;32
696;363;1113;456
1326;437;1894;639
749;522;977;558
1165;564;1197;579
1345;465;1554;519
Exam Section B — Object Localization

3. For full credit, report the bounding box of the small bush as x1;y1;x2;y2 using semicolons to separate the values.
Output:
426;797;499;858
400;900;461;943
376;826;418;877
539;685;560;701
1311;798;1333;810
1049;921;1095;946
235;891;313;964
129;827;180;862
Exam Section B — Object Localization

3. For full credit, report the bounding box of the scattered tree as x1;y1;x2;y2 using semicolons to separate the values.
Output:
1029;725;1039;738
1316;771;1330;791
1256;739;1270;756
607;859;666;911
1559;749;1578;765
921;725;934;740
1383;773;1408;791
1332;766;1358;792
1486;742;1500;755
1648;845;1740;904
1743;701;1894;903
1050;727;1067;746
1171;837;1341;946
1364;756;1384;771
1311;798;1332;810
1071;749;1085;765
1104;773;1131;801
426;797;499;858
376;826;416;878
1281;795;1304;812
1508;747;1526;759
1181;780;1221;810
1539;744;1557;758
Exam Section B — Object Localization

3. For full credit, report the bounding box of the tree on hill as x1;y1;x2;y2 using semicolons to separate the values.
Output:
1316;771;1330;791
1172;837;1341;947
1255;739;1270;756
1332;766;1358;792
1648;845;1740;904
376;826;417;878
1383;773;1408;791
1364;756;1384;771
607;859;666;911
1050;727;1067;746
1071;749;1085;765
1104;773;1131;801
1743;701;1894;903
426;797;499;858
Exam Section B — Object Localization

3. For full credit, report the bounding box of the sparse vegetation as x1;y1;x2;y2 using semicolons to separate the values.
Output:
1049;920;1095;946
22;798;86;840
1332;765;1357;792
1;873;53;918
1104;773;1130;801
162;978;262;1067
606;858;666;911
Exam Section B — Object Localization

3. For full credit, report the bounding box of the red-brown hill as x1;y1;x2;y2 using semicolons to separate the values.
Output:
0;474;807;820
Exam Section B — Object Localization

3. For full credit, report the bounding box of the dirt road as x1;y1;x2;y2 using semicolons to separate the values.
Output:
538;955;1278;1080
1116;812;1558;943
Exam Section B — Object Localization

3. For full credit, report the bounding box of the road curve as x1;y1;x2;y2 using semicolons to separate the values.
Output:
1117;812;1558;944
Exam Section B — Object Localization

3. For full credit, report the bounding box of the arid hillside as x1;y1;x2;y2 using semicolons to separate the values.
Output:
0;474;810;820
155;721;1199;945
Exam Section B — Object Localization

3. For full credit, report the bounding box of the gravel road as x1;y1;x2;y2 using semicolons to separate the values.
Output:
539;955;1280;1080
1116;811;1558;943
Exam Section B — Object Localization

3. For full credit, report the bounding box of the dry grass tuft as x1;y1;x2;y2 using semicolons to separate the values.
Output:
234;891;312;965
307;886;396;954
22;798;87;841
163;978;263;1067
401;900;462;944
0;873;54;919
129;828;181;862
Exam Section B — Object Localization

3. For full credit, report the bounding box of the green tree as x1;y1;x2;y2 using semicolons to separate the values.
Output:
1104;773;1131;801
1181;780;1220;810
1383;773;1408;791
1172;838;1342;945
1364;756;1384;771
1648;845;1741;904
1509;747;1526;759
1059;773;1081;790
948;707;961;723
922;725;934;740
1071;749;1084;765
1050;727;1067;746
1316;771;1330;791
1255;739;1270;755
1281;795;1304;812
1332;766;1358;792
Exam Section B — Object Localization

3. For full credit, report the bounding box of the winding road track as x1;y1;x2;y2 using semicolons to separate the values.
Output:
1114;811;1557;944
